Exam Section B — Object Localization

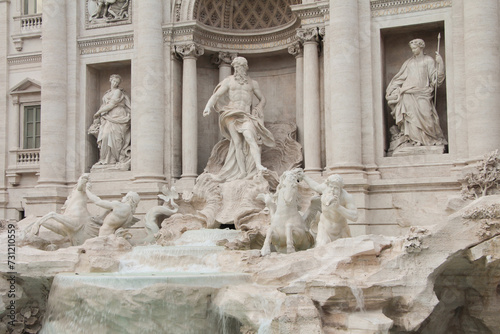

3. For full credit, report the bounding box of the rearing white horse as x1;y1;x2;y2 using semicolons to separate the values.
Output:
260;169;320;256
26;174;100;246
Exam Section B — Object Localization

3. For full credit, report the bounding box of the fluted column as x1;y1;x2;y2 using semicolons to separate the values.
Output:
217;52;236;81
288;42;304;148
39;0;67;186
464;0;500;157
327;0;363;176
176;43;204;181
132;0;165;181
297;28;322;174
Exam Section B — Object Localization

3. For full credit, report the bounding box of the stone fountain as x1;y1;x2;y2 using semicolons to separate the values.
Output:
1;58;500;334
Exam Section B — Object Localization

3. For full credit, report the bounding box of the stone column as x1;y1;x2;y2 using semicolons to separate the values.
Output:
217;52;235;81
464;0;500;157
38;0;67;186
288;42;304;148
327;0;363;177
132;0;165;181
176;43;204;182
297;28;322;174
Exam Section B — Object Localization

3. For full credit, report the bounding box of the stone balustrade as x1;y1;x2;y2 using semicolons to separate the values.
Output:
21;14;42;32
16;149;40;166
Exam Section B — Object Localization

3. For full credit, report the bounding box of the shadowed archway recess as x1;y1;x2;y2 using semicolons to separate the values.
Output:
193;0;302;30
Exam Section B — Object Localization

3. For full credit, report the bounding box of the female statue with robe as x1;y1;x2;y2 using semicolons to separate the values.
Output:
89;74;131;169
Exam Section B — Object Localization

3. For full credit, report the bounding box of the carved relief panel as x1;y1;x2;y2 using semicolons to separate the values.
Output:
86;0;132;29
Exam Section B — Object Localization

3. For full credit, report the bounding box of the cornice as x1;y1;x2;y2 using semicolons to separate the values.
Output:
291;1;330;26
7;53;42;65
77;33;134;55
164;20;301;54
371;0;452;17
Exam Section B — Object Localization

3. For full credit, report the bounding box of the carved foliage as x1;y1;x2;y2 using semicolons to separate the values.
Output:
175;43;205;59
403;226;430;253
461;150;500;200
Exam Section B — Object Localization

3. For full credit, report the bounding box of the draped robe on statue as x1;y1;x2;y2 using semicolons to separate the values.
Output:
212;82;275;181
97;88;131;164
386;55;447;146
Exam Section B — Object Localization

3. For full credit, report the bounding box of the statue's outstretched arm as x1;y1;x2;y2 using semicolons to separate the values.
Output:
335;193;358;222
86;187;115;211
302;174;324;194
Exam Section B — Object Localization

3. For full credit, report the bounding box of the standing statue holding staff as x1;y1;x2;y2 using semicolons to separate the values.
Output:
203;57;275;181
386;37;447;153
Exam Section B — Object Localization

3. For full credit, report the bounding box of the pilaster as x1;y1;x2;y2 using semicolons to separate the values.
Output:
327;0;364;179
464;0;500;159
38;0;67;186
132;0;166;182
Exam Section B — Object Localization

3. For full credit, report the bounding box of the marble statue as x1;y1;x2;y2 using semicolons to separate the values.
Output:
89;74;131;170
143;186;179;243
386;38;447;154
203;56;275;181
300;172;358;246
86;185;140;237
260;169;320;256
25;174;101;246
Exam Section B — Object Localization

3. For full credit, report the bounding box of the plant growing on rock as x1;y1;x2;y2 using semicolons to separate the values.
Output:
461;150;500;200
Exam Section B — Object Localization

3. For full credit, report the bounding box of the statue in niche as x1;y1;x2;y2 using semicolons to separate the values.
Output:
88;74;131;170
386;38;447;155
86;185;140;237
300;172;358;247
203;56;276;181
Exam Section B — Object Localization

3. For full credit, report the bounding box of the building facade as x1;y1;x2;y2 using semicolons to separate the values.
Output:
1;0;499;235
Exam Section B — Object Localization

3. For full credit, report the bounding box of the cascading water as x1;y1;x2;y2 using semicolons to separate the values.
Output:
40;229;251;334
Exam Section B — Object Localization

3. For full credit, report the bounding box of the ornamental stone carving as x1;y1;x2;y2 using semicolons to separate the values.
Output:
296;27;319;43
86;0;132;29
175;43;205;59
288;42;303;58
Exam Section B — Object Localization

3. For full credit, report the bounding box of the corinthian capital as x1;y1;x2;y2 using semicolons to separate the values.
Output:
211;52;237;67
296;28;319;43
175;43;204;59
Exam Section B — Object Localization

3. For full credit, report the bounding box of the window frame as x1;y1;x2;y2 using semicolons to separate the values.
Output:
22;104;41;149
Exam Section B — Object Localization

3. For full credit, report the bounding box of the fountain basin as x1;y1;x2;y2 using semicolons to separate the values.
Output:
41;272;251;334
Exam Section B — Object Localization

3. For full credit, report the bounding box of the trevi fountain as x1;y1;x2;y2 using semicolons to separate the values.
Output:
0;1;500;333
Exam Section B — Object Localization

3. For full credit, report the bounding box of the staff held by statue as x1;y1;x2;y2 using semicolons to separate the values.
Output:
434;33;441;107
